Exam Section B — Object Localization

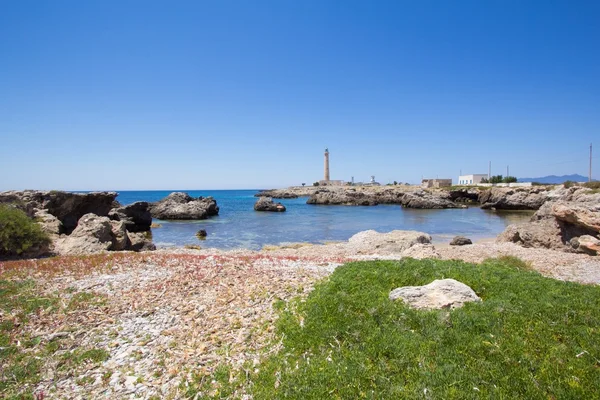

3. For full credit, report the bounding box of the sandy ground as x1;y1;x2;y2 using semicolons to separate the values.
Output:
1;236;599;399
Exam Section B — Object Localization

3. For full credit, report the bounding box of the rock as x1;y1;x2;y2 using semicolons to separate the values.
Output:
149;192;219;220
400;191;465;209
110;220;130;251
254;197;286;212
34;209;64;237
497;219;566;250
400;243;441;259
479;187;549;210
347;230;432;254
450;236;472;246
573;235;600;255
551;201;600;233
389;279;481;310
109;202;152;232
447;188;480;203
0;190;118;233
254;190;298;199
127;232;156;251
54;214;114;255
196;229;207;239
306;189;378;206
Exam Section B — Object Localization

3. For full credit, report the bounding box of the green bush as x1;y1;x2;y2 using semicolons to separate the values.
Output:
563;180;577;188
0;205;50;258
583;181;600;189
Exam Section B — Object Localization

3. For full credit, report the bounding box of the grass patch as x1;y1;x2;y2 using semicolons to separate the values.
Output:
251;258;600;399
0;280;108;398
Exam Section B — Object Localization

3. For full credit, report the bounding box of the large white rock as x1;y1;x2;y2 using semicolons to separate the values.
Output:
53;213;113;255
389;279;481;310
347;230;432;255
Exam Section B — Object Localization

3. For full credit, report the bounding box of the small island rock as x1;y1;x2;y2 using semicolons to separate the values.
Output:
254;197;286;212
149;192;219;220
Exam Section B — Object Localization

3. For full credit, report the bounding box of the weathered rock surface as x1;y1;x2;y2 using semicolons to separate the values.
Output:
571;235;600;256
127;232;156;251
447;188;480;203
0;190;118;233
479;187;549;210
54;214;114;255
254;197;286;212
34;209;64;237
497;187;600;254
109;202;152;232
306;190;379;206
450;236;472;246
400;191;466;209
149;192;219;220
400;243;441;259
389;279;481;310
254;190;298;199
110;220;130;251
347;230;432;254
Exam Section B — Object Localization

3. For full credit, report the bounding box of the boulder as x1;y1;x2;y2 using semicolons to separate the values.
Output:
400;191;465;209
551;202;600;233
127;232;156;251
110;220;130;251
108;202;152;232
571;235;600;255
149;192;219;220
389;279;481;310
347;230;432;254
450;236;472;246
54;213;114;255
254;197;286;212
497;219;566;250
196;229;207;239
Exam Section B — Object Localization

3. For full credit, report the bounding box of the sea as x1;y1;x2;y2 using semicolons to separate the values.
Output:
113;190;532;250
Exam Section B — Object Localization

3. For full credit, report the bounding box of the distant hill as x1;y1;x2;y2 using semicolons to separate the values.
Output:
518;174;589;184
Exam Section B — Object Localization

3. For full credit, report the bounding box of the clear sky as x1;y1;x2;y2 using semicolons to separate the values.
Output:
1;0;598;190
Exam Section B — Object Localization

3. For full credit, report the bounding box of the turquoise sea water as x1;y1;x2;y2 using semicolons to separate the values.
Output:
116;190;531;250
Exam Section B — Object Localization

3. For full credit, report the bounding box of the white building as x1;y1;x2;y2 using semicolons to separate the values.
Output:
458;174;488;185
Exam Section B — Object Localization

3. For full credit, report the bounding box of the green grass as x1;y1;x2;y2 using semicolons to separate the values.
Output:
250;257;600;399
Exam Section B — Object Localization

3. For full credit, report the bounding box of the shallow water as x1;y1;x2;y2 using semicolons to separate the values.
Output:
116;190;533;250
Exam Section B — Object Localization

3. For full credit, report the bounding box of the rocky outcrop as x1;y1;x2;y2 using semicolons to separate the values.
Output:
149;192;219;220
109;202;152;232
450;236;472;246
0;190;118;233
389;279;481;310
479;187;549;210
400;191;466;209
400;243;441;259
447;188;480;203
34;209;64;237
254;190;298;199
254;197;286;212
306;190;379;206
497;187;600;254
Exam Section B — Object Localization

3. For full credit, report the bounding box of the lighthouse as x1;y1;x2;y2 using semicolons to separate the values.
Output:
324;148;330;181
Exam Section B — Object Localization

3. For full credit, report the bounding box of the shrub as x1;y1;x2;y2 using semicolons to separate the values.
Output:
312;182;320;187
502;176;517;183
0;204;50;258
583;181;600;189
563;180;577;188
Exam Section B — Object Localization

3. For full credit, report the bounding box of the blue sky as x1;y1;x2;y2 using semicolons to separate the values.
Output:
1;0;598;190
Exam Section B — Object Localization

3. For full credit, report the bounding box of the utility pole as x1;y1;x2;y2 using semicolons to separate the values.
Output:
488;161;491;180
590;143;593;182
507;165;509;177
